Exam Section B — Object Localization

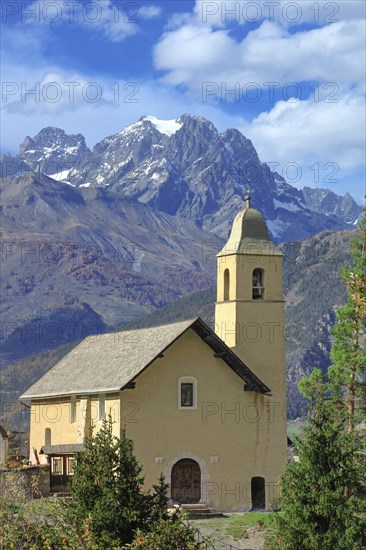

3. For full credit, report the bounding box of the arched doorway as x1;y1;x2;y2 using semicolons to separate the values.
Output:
171;459;201;503
251;476;265;510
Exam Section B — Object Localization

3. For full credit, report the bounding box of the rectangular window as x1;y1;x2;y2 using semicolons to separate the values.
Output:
98;394;106;421
180;383;194;407
52;457;62;475
70;397;76;423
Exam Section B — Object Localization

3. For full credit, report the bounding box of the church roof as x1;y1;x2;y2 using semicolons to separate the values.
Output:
20;318;270;400
218;198;282;257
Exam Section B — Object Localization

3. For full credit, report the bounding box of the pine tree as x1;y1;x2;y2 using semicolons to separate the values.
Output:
275;371;366;550
68;418;156;548
329;206;366;500
329;205;366;436
275;209;366;549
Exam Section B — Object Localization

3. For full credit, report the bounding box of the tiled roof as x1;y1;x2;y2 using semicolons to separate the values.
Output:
40;444;85;455
20;318;270;399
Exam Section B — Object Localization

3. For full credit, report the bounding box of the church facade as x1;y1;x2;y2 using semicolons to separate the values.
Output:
21;197;287;512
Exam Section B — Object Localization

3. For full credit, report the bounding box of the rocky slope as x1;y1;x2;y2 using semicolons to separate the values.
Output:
302;187;361;224
0;171;221;363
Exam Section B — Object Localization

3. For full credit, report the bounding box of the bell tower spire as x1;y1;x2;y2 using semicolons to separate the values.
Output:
215;196;287;499
215;196;286;403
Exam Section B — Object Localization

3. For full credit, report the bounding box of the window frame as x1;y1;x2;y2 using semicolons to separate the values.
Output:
178;376;198;410
67;456;75;476
52;456;63;475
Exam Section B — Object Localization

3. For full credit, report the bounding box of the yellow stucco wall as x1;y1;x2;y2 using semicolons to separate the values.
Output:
28;326;286;511
29;394;121;456
121;328;287;511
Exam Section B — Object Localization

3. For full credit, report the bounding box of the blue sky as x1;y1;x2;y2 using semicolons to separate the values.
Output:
1;0;365;201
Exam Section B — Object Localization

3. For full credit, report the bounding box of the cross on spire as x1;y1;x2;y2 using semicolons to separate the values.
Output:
245;189;254;209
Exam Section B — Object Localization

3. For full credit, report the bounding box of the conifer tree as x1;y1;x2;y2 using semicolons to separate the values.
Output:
275;370;366;550
329;206;366;435
275;208;366;549
68;418;156;548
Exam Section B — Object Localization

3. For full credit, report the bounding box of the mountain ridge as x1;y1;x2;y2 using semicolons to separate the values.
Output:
1;114;361;242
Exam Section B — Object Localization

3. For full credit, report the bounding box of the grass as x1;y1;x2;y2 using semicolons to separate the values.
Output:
192;511;279;549
225;511;272;536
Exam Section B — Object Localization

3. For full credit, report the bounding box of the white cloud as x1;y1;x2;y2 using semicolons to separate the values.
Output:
240;93;366;171
154;1;365;195
154;19;365;92
139;5;162;20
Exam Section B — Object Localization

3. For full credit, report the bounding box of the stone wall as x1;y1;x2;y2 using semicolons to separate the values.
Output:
1;465;50;499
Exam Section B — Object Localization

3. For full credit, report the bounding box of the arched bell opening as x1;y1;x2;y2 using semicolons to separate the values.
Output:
223;268;230;301
252;268;264;300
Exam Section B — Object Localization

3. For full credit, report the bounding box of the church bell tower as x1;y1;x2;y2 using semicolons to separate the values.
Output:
215;195;286;406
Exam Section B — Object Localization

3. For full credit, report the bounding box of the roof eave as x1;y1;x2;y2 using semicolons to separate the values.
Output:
20;388;121;400
217;240;282;257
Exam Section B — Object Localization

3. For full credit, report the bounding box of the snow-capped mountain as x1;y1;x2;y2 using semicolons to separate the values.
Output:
18;127;90;176
2;114;361;242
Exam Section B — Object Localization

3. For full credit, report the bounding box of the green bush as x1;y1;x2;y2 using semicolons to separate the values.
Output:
127;509;211;549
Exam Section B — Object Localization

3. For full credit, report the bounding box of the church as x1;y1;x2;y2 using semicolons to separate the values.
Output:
20;196;287;512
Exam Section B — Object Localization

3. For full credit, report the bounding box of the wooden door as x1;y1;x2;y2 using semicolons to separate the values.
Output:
171;459;201;503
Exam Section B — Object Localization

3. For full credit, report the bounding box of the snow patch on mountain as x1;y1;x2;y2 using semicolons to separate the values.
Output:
267;219;289;239
122;121;144;135
144;116;182;136
49;169;72;181
273;198;302;213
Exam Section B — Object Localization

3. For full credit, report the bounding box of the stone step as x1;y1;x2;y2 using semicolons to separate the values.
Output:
176;504;224;518
52;492;72;498
180;502;207;510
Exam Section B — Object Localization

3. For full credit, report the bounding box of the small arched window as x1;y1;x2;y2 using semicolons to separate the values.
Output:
223;269;230;301
252;269;264;300
45;428;51;446
70;396;76;424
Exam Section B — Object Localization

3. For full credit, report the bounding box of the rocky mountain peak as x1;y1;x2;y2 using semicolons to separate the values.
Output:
302;186;361;224
6;114;361;240
18;127;90;176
